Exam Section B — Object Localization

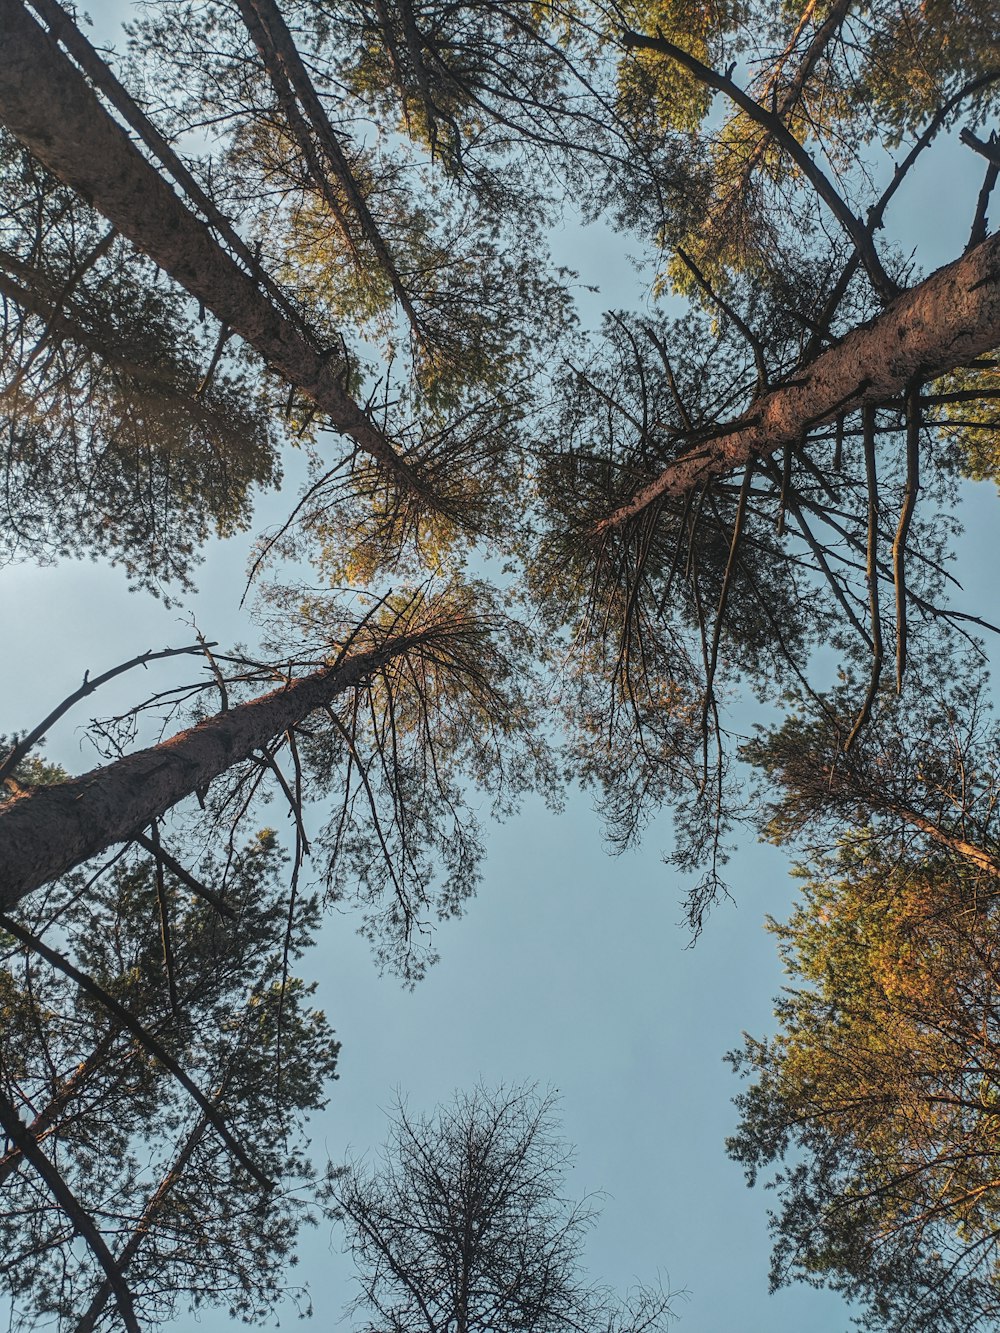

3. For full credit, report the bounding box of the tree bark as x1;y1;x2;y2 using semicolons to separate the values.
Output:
0;626;441;909
596;230;1000;531
0;0;426;498
889;804;1000;880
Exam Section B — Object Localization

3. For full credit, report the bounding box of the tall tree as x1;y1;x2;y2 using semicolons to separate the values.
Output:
0;133;278;593
0;585;551;978
0;0;421;487
329;1084;677;1333
727;838;1000;1333
729;658;1000;1330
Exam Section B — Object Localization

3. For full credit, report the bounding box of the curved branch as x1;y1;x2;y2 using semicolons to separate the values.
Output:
621;27;898;299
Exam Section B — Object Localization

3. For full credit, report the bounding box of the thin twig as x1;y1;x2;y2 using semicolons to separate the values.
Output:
0;644;212;785
621;28;898;299
0;913;273;1190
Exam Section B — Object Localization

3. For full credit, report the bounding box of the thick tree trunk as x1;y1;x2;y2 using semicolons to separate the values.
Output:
21;0;306;334
0;0;425;497
597;230;1000;531
0;627;438;909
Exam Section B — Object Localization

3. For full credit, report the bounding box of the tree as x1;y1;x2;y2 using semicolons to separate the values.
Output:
727;837;1000;1333
0;0;407;479
744;654;1000;879
0;831;341;1332
6;0;1000;1319
728;658;1000;1330
328;1084;677;1333
0;132;279;594
0;586;550;979
522;0;1000;911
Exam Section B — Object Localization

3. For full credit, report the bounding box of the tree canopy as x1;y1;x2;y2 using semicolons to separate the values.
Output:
329;1084;677;1333
4;0;1000;1324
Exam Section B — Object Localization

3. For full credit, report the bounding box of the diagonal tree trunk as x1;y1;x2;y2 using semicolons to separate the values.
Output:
596;230;1000;532
889;804;1000;879
0;0;428;501
0;623;449;909
22;0;307;334
0;1027;119;1187
235;0;426;342
0;1085;141;1333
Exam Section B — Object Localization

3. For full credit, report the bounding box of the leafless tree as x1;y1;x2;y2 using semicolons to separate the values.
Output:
329;1084;678;1333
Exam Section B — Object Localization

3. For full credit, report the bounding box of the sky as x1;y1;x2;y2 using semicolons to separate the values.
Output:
2;7;999;1332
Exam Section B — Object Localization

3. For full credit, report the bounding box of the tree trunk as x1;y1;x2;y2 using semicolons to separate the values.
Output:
235;0;424;339
597;230;1000;531
0;626;441;909
0;0;425;498
889;804;1000;880
0;1027;119;1186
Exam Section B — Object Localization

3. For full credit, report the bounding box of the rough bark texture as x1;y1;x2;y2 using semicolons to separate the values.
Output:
22;0;307;332
0;629;435;909
0;0;423;492
597;230;1000;530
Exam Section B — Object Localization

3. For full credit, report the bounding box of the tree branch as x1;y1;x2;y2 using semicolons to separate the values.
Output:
594;230;1000;531
0;1083;142;1333
621;27;898;299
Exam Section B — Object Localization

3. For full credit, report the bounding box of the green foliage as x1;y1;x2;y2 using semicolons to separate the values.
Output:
728;841;1000;1332
732;661;1000;1330
849;0;1000;142
0;135;279;596
616;0;745;135
0;834;339;1331
248;580;559;981
7;0;1000;1324
932;363;1000;489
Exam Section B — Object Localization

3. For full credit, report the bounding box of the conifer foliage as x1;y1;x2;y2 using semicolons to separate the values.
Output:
4;0;1000;1325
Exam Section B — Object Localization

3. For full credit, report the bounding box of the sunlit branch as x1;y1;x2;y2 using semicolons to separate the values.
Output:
620;27;898;299
594;231;1000;531
0;644;211;787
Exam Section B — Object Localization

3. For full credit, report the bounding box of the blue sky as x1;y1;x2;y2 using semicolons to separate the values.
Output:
3;6;999;1329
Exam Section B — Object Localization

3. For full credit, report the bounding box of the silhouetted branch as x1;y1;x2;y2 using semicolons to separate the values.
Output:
0;913;274;1190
